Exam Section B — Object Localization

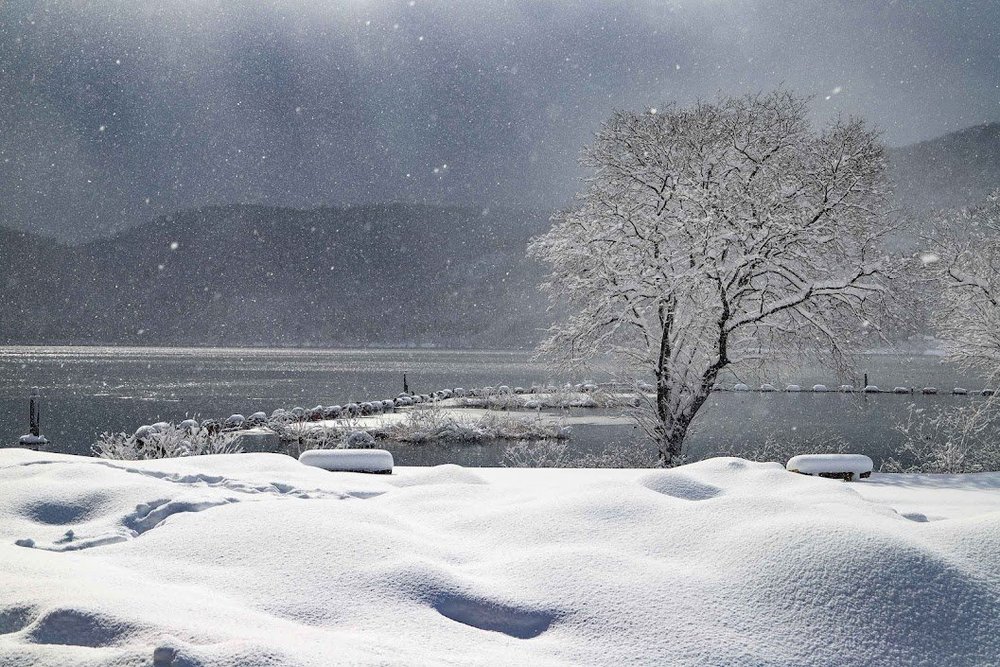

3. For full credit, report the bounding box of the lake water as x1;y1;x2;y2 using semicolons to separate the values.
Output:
0;346;993;467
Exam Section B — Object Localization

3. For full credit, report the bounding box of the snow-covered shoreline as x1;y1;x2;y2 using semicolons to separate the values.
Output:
1;449;997;665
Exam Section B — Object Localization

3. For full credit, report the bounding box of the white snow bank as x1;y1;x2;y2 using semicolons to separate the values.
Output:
787;454;874;479
299;448;393;474
0;450;998;666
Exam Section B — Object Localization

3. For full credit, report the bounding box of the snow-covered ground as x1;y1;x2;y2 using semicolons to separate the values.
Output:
1;449;997;666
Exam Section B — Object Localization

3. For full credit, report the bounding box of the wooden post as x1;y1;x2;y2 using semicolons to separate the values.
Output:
403;372;409;394
29;387;41;437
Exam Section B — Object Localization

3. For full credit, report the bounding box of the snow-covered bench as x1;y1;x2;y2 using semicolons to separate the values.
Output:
299;449;394;475
785;454;873;482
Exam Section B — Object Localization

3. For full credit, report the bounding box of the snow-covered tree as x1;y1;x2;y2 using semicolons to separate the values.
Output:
921;189;1000;370
530;91;898;465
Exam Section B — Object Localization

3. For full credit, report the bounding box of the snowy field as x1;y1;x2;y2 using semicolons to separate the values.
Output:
1;449;998;666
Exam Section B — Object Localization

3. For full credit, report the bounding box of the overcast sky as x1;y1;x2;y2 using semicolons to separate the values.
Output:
2;0;998;240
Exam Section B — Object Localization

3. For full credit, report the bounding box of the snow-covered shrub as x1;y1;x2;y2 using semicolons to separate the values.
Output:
569;444;659;468
307;405;325;421
200;418;221;434
245;412;268;427
884;403;1000;473
93;423;242;460
382;406;567;444
502;441;570;467
223;414;246;430
178;419;200;434
501;441;658;468
323;405;342;419
344;431;377;448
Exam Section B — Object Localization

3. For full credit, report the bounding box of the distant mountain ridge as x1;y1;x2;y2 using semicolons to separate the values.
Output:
2;123;998;349
890;122;1000;215
0;204;552;348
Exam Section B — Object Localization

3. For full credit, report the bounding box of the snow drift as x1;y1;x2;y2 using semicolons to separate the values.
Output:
0;449;997;666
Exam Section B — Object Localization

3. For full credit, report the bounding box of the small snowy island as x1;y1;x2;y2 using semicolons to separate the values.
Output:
1;449;997;666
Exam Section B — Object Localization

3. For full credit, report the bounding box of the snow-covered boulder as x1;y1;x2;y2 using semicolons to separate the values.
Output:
178;419;200;434
514;386;527;394
893;387;911;394
733;383;750;392
981;389;994;396
299;448;393;474
524;399;541;409
151;422;171;433
785;384;802;392
921;387;938;395
785;454;874;481
760;383;776;392
359;402;374;416
953;387;968;395
245;412;268;427
453;387;466;397
812;384;829;392
323;405;342;419
863;385;881;393
381;400;395;412
134;425;156;442
223;414;246;430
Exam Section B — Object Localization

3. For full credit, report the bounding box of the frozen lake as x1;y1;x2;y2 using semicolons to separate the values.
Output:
0;346;993;466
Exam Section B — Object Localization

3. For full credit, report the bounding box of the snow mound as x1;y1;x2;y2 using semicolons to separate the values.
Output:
639;470;723;500
0;451;998;666
787;454;874;479
390;464;489;488
299;448;393;474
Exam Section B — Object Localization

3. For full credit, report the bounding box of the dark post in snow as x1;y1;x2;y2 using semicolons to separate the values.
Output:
18;387;49;449
29;387;41;436
403;372;409;395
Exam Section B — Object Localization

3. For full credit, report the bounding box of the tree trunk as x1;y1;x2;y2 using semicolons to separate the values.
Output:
656;410;694;467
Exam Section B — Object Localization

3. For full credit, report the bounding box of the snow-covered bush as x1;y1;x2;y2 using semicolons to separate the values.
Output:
884;403;1000;473
502;442;658;468
344;431;377;448
246;412;268;427
382;406;568;444
93;423;242;460
502;441;570;467
223;414;246;430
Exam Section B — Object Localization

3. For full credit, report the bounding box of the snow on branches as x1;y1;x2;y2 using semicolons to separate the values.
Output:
921;189;1000;371
530;91;898;464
